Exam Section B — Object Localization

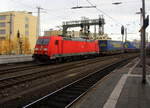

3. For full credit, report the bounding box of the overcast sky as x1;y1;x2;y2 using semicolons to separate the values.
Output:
1;0;150;41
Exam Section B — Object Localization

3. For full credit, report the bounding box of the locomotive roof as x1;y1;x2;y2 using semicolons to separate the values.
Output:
63;37;94;42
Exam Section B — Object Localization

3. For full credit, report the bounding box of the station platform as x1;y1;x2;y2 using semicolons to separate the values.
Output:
71;57;150;108
0;55;33;64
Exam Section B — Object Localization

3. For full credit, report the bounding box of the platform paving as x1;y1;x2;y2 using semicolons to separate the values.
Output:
70;57;150;108
0;55;33;64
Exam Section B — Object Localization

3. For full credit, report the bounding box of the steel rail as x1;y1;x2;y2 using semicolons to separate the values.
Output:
23;55;137;108
0;55;118;89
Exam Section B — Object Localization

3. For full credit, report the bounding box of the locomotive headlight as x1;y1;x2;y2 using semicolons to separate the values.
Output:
43;48;48;51
35;48;38;50
34;51;37;54
44;52;48;55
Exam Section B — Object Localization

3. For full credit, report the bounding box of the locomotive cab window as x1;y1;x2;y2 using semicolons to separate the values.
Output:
36;38;43;45
43;39;50;45
36;38;50;45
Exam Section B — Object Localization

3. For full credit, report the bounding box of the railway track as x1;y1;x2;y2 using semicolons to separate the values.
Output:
0;54;123;89
0;53;138;108
0;62;45;76
0;55;113;76
22;55;137;108
0;61;34;67
0;61;39;71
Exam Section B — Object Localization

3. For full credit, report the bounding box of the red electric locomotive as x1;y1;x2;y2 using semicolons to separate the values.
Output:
33;36;99;62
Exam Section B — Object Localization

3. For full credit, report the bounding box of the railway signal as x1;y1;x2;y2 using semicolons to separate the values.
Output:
121;25;124;43
121;25;124;35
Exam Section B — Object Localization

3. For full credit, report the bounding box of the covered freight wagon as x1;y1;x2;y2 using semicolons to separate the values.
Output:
123;41;140;52
98;40;123;54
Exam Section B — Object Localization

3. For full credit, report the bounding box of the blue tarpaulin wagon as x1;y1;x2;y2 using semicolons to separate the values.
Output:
123;41;140;52
98;40;124;54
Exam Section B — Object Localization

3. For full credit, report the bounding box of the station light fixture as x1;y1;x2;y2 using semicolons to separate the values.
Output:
112;2;122;5
71;6;96;9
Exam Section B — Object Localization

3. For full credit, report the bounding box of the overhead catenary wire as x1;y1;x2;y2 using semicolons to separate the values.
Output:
8;0;122;26
85;0;123;26
85;0;141;42
8;0;71;19
8;0;126;30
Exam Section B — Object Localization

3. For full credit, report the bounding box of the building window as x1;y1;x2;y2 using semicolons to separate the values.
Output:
0;15;6;20
0;29;6;34
0;37;6;40
25;17;29;23
0;22;6;27
25;24;29;28
25;31;29;36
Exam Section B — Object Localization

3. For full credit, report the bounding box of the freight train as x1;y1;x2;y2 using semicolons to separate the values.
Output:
33;35;140;62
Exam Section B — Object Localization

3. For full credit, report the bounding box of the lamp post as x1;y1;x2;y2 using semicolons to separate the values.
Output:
136;11;143;73
136;0;147;84
141;0;146;84
8;13;13;55
112;2;122;5
125;28;127;42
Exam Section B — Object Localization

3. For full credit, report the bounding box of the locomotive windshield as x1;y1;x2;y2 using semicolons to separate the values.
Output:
36;38;43;45
43;39;50;45
36;38;50;45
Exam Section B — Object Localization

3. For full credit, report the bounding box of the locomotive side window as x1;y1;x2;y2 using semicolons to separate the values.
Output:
55;40;59;45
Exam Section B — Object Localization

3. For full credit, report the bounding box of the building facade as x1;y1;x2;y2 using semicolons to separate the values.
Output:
0;11;37;55
44;30;80;37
